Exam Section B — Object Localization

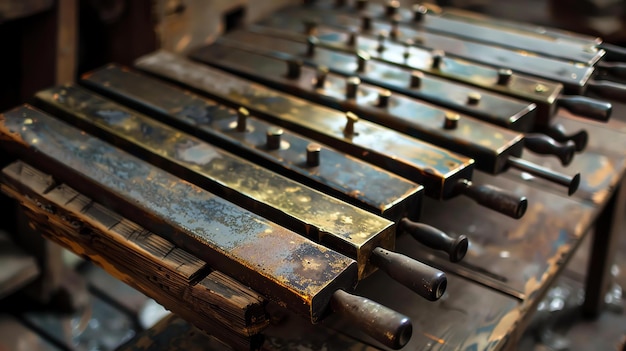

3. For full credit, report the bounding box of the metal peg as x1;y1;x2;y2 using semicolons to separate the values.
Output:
497;69;513;86
236;107;248;132
386;0;400;16
346;76;361;99
361;15;372;31
314;66;329;89
306;143;321;167
357;51;370;72
467;92;481;105
344;112;359;137
377;31;388;52
306;36;318;57
377;90;392;108
431;50;445;69
286;59;302;79
347;30;357;47
266;127;283;150
443;112;460;129
410;71;423;89
413;4;427;21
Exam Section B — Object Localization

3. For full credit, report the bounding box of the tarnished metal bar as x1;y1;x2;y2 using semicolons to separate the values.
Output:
80;65;421;222
79;65;467;263
35;84;458;297
259;11;613;119
308;0;604;65
193;39;583;193
0;105;417;340
135;51;528;219
222;27;539;133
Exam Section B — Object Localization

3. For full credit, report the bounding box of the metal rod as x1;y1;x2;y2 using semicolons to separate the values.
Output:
507;156;580;196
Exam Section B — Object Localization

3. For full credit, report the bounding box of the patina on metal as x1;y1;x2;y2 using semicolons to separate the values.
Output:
79;65;467;262
135;51;528;218
306;0;604;66
0;104;359;324
80;64;423;223
257;10;612;127
190;39;580;194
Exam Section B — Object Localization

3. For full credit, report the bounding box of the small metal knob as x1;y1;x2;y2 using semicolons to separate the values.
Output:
356;51;370;72
315;66;329;89
377;31;387;52
413;4;427;22
497;68;513;86
443;112;460;129
303;19;318;35
403;39;413;59
410;71;423;89
266;127;283;150
361;15;372;31
467;92;481;105
386;0;400;17
344;112;359;137
306;143;321;167
236;107;248;132
346;76;361;99
431;50;445;69
306;36;318;57
287;59;302;79
377;90;392;108
347;30;357;47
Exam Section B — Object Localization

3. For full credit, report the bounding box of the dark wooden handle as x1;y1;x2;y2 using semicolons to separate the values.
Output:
398;218;468;262
556;95;611;123
541;123;588;152
330;290;413;350
598;61;626;80
455;179;528;219
523;134;576;166
587;80;626;101
370;247;447;300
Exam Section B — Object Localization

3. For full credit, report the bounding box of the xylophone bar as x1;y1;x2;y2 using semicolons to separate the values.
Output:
0;105;415;350
135;51;528;219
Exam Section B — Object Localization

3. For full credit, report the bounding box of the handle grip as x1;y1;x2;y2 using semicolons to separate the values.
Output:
597;61;626;80
587;80;626;101
455;179;528;219
523;134;576;166
330;290;413;349
370;247;447;301
507;156;581;196
556;95;612;123
599;42;626;62
541;123;588;152
398;218;468;262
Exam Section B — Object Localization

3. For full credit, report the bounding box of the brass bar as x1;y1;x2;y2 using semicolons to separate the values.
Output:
192;40;526;174
134;51;474;200
34;83;398;280
78;66;467;261
80;64;423;222
308;0;604;65
0;104;358;323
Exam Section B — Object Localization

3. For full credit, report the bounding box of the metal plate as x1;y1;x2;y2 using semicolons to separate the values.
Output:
34;84;396;279
308;0;604;66
193;39;525;174
135;51;475;200
80;64;423;222
0;104;358;322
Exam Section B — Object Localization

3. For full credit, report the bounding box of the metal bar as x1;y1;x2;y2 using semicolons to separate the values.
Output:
310;0;604;65
80;64;423;222
0;104;358;324
134;51;473;200
193;39;525;174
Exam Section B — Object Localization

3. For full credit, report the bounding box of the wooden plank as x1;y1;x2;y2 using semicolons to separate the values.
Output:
0;161;268;350
0;105;358;323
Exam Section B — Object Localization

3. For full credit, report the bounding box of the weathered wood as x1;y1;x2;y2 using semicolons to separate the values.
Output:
80;64;423;222
33;84;396;279
0;160;268;350
134;51;474;200
0;230;40;299
0;105;358;323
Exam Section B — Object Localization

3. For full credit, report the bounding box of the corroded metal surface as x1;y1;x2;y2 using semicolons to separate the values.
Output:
134;51;475;199
306;0;604;66
0;104;358;322
34;84;396;279
193;38;526;174
226;23;538;132
80;64;423;221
